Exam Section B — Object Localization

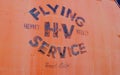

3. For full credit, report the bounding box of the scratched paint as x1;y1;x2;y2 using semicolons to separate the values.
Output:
0;0;120;75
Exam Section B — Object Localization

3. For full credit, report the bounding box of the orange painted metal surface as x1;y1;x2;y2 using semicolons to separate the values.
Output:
0;0;120;75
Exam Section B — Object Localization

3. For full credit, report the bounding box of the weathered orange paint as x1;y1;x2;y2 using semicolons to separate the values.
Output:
0;0;120;75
